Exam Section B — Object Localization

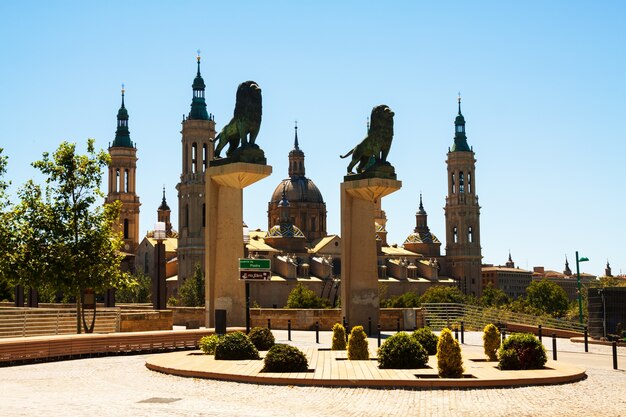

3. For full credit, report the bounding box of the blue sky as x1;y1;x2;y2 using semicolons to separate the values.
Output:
1;1;624;276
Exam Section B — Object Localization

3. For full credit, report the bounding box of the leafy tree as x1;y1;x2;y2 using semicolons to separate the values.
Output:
10;140;130;333
0;148;15;301
116;272;151;303
419;285;465;304
525;279;569;318
381;291;420;308
178;263;205;306
480;283;510;307
286;283;329;308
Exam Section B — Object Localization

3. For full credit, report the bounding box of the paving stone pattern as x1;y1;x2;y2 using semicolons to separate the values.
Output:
1;331;625;417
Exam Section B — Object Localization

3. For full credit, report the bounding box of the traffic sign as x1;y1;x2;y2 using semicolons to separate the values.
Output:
239;258;271;270
240;270;271;281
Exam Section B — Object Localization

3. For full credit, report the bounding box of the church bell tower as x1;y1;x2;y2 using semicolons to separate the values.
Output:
444;96;482;296
176;52;216;284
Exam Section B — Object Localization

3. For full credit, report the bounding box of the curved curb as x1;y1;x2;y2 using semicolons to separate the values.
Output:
145;350;586;389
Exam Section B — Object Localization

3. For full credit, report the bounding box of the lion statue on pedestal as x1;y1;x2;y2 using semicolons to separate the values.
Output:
340;105;394;174
214;81;263;158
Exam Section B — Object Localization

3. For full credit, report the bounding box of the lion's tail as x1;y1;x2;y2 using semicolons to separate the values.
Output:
340;149;354;159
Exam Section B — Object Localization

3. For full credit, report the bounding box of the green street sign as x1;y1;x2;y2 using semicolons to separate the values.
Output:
239;258;271;270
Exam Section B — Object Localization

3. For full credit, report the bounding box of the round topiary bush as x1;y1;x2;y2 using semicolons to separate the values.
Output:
331;323;347;350
497;332;547;370
199;334;221;355
262;344;309;372
412;327;439;355
378;332;429;369
436;328;464;378
248;327;275;351
347;325;369;360
214;331;260;360
483;323;501;361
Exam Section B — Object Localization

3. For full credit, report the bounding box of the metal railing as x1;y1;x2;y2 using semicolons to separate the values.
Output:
0;308;121;338
421;303;585;333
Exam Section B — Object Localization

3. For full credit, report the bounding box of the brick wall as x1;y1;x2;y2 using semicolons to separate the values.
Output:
119;310;173;332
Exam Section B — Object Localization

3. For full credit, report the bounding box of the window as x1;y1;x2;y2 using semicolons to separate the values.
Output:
468;226;473;243
115;168;120;192
451;173;456;194
124;169;129;192
191;143;197;174
202;203;206;227
123;219;129;239
185;204;189;228
453;227;458;243
459;172;465;193
468;172;472;194
203;144;207;172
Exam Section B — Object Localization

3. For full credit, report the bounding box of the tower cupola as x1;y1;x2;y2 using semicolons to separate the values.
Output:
188;51;209;121
451;94;470;152
288;122;305;178
112;85;133;148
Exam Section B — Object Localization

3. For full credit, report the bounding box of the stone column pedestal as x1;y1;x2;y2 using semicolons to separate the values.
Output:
340;177;401;332
205;162;272;327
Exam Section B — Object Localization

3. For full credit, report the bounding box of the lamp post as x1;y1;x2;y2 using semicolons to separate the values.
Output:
152;222;167;310
575;251;589;324
243;222;250;333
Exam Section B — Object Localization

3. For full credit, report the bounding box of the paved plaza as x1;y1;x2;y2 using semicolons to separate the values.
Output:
1;330;625;417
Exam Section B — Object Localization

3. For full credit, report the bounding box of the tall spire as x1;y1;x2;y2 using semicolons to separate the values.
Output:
564;255;572;276
418;193;426;215
111;84;133;148
451;93;470;152
188;50;209;120
288;121;305;178
159;186;170;211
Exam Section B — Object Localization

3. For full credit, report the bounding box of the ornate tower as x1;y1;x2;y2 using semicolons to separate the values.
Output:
176;52;216;283
157;187;173;236
106;86;141;255
403;194;441;257
268;123;327;242
444;96;482;296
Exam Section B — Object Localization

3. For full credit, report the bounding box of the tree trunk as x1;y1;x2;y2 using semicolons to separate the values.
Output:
76;291;82;334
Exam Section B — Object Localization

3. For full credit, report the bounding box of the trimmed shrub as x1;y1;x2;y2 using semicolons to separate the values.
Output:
214;332;260;360
286;283;329;308
199;334;221;355
497;333;547;370
436;328;464;378
331;323;347;350
482;324;501;361
347;326;369;360
262;344;308;372
248;327;275;351
412;327;439;355
378;332;429;369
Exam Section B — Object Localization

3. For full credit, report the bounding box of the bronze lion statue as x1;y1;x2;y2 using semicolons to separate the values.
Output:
214;80;263;158
340;105;394;174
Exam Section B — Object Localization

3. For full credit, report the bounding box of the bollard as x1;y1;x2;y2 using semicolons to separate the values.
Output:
377;324;381;347
538;324;542;342
552;333;557;361
584;326;588;353
315;321;320;344
288;319;292;341
460;322;465;344
454;327;459;340
267;318;271;330
368;317;372;336
396;317;400;333
613;342;618;370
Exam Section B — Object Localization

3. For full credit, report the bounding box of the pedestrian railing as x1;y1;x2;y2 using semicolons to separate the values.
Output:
421;303;585;333
0;308;120;338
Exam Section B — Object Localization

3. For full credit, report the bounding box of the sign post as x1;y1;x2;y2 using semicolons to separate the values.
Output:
239;258;271;332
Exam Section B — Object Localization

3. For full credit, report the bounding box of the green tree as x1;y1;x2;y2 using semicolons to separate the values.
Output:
526;279;569;317
116;272;151;303
480;283;510;307
0;148;15;301
286;283;329;308
10;140;130;333
419;285;465;304
178;263;205;306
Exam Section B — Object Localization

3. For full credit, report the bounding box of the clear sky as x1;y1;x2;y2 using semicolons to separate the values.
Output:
1;1;624;277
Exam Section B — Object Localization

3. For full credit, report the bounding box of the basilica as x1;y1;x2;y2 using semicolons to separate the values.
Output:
106;56;484;306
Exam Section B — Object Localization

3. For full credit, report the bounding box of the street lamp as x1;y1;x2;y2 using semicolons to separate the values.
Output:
152;222;167;310
575;250;589;324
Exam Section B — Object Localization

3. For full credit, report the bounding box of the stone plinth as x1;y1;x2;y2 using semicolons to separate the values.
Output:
341;177;401;332
205;162;272;327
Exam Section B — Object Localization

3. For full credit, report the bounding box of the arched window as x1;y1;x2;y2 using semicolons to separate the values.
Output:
115;168;120;192
185;204;189;228
459;171;465;193
202;203;206;227
184;144;188;174
202;144;207;172
124;169;129;192
123;219;129;239
468;172;472;194
191;143;197;174
453;227;458;243
451;173;456;194
468;226;473;243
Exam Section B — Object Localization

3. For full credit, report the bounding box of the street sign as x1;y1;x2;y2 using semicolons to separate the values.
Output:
240;270;271;281
239;258;271;270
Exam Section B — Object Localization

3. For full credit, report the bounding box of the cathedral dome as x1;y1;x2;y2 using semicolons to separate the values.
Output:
271;177;324;205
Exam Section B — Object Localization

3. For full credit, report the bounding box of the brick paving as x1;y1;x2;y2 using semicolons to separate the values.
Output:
1;331;625;416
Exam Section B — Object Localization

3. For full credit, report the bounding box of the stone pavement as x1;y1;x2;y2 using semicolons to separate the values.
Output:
1;330;625;417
